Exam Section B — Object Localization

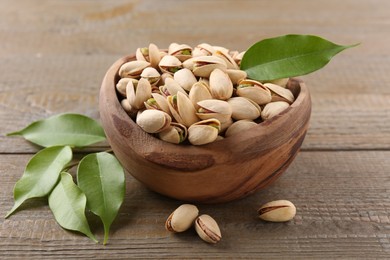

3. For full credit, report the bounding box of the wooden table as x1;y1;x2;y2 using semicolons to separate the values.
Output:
1;0;389;258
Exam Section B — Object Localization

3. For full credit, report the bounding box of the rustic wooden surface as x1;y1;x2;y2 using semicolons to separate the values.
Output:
0;0;389;259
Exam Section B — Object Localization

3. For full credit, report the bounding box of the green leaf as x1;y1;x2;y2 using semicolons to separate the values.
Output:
49;172;98;243
240;34;359;81
77;152;125;245
5;146;73;218
7;113;106;148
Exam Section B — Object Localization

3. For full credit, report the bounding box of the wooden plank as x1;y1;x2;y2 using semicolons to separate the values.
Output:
1;151;389;258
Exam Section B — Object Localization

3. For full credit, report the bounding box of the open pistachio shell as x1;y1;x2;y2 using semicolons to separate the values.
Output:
159;55;182;74
119;60;150;78
140;67;161;86
158;122;188;144
192;43;215;57
189;82;212;110
182;57;196;71
188;119;221;145
169;43;193;61
227;97;261;120
209;68;233;100
126;78;152;110
144;93;172;116
116;78;131;97
225;120;257;137
233;51;245;65
214;49;239;70
264;83;295;104
219;117;233;133
174;68;197;91
261;101;290;120
194;214;222;243
167;92;199;127
236;79;272;105
265;78;289;88
196;99;232;122
157;72;173;87
160;78;187;97
226;69;247;85
135;43;161;68
192;56;227;78
136;109;172;133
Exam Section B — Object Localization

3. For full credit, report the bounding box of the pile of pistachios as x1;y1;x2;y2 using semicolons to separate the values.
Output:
116;43;295;145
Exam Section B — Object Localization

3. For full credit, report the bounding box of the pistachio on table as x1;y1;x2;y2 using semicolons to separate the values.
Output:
195;214;222;244
258;200;296;222
165;204;199;233
116;42;295;145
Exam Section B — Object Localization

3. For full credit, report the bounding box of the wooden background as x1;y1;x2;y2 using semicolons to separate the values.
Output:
1;0;389;258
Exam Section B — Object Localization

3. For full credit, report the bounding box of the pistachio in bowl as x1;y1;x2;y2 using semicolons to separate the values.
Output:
99;41;311;203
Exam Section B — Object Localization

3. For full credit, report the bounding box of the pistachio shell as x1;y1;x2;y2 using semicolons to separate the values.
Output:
234;51;245;65
136;47;149;61
209;68;233;100
182;57;196;71
189;82;212;110
169;43;193;61
227;97;261;120
159;55;182;74
158;72;173;87
196;99;232;122
258;200;296;222
165;204;199;232
225;120;257;137
158;122;188;144
167;91;199;127
136;109;171;133
119;60;150;78
160;78;187;97
174;68;197;91
144;93;172;116
192;43;215;57
214;49;239;69
195;214;221;243
266;78;289;88
116;78;131;97
126;78;152;110
192;56;227;78
236;79;272;105
188;119;220;145
148;43;161;68
226;69;247;85
261;101;290;120
264;83;295;104
120;99;137;118
140;67;161;86
219;117;233;133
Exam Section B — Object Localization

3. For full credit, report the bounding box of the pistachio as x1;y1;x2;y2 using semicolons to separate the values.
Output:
174;68;197;91
196;99;232;123
236;79;272;105
214;49;239;69
165;204;199;232
169;43;193;61
126;78;152;110
209;68;233;100
227;97;261;120
136;109;172;134
119;60;151;78
140;67;161;86
158;122;188;144
120;99;137;118
188;119;220;145
264;83;295;104
233;51;245;66
182;57;196;71
159;78;187;97
189;82;213;110
192;43;215;57
195;214;221;244
226;69;247;85
266;78;289;88
116;78;131;97
192;56;227;78
167;91;199;127
225;120;257;137
144;93;172;116
136;43;161;68
158;72;174;87
261;101;290;120
258;200;296;222
159;55;182;74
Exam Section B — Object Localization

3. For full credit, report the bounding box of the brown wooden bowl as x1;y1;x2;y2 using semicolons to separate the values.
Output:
99;55;311;203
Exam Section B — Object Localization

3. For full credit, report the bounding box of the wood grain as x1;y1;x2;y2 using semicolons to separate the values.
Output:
1;151;389;258
0;0;389;258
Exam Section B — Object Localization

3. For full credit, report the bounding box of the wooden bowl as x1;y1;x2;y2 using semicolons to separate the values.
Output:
99;55;311;203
